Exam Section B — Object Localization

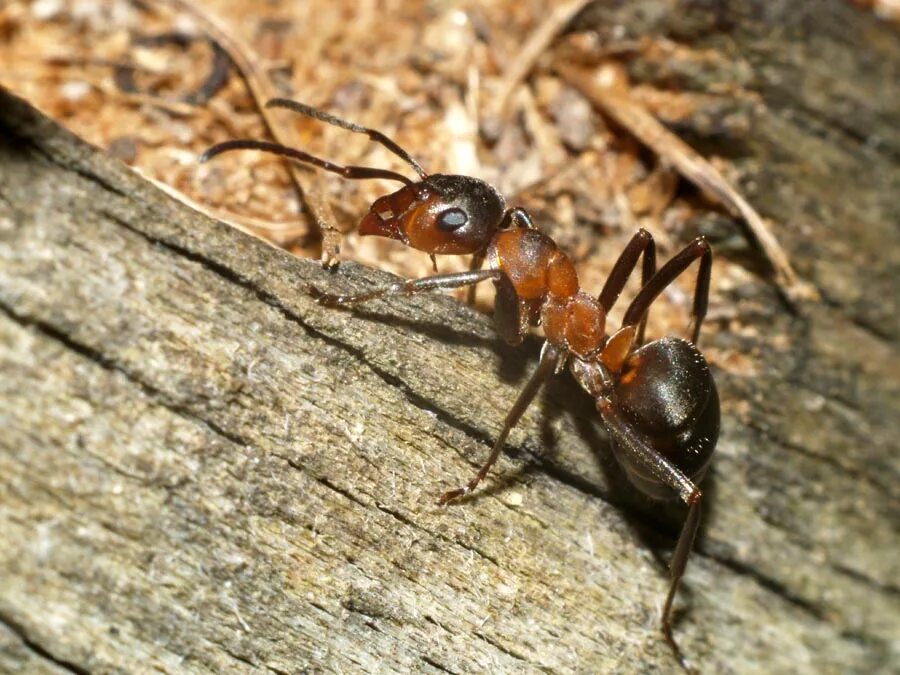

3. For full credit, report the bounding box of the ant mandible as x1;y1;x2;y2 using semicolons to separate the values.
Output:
202;98;719;669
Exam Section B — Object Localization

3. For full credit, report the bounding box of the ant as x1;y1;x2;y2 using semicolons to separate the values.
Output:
202;98;719;670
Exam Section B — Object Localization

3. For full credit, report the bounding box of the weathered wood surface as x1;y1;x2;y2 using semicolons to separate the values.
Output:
1;2;898;673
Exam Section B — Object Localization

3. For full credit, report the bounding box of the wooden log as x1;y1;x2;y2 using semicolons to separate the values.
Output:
0;2;897;672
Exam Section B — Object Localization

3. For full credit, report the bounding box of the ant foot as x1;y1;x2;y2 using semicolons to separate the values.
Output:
437;486;470;505
307;285;342;307
664;624;698;674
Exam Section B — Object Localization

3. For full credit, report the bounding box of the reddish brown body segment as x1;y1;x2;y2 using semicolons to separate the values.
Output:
489;228;606;358
360;175;506;255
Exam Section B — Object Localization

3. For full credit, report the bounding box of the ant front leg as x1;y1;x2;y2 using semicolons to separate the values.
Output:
439;342;565;504
310;269;502;307
622;237;712;346
465;250;487;307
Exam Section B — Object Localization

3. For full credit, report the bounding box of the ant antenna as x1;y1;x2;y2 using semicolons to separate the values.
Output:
201;98;429;186
266;98;428;179
200;139;415;185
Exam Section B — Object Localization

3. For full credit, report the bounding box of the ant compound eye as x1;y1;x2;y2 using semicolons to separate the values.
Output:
436;207;468;232
414;175;505;254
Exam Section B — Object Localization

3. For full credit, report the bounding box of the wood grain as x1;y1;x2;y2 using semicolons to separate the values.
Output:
1;2;898;672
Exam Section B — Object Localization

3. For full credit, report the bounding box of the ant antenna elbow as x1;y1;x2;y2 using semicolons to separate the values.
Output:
266;98;428;179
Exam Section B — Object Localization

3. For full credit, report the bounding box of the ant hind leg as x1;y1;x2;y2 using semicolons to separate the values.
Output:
597;399;703;672
663;490;702;673
621;237;712;346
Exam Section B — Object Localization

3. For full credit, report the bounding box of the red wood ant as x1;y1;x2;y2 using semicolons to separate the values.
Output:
202;98;719;669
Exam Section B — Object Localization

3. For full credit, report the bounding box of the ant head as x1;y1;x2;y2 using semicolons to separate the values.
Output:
201;100;506;255
360;174;506;255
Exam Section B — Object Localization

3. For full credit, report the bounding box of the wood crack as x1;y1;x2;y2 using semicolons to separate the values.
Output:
0;298;250;450
7;196;887;641
0;611;90;675
307;470;502;569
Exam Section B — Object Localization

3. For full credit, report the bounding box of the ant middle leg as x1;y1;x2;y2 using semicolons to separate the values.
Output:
310;269;502;307
621;237;712;346
598;228;657;345
439;342;565;504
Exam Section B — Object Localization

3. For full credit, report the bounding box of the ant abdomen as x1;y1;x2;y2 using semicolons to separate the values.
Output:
611;337;719;499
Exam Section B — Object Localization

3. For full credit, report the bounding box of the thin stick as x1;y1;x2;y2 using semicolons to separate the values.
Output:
149;0;338;260
557;63;818;303
489;0;593;121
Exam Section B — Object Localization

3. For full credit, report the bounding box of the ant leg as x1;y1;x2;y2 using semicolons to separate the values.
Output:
621;237;711;346
598;228;657;345
310;269;502;307
597;399;701;671
663;491;702;670
465;250;487;306
439;342;564;504
464;206;535;308
467;205;538;309
502;207;537;230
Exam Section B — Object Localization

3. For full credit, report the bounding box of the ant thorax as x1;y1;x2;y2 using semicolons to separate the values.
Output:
488;228;607;358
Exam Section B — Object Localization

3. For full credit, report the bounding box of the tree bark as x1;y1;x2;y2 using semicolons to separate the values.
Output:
0;2;897;673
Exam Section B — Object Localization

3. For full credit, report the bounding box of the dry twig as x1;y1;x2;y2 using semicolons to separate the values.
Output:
488;0;593;123
150;0;340;263
557;63;818;302
484;1;814;302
